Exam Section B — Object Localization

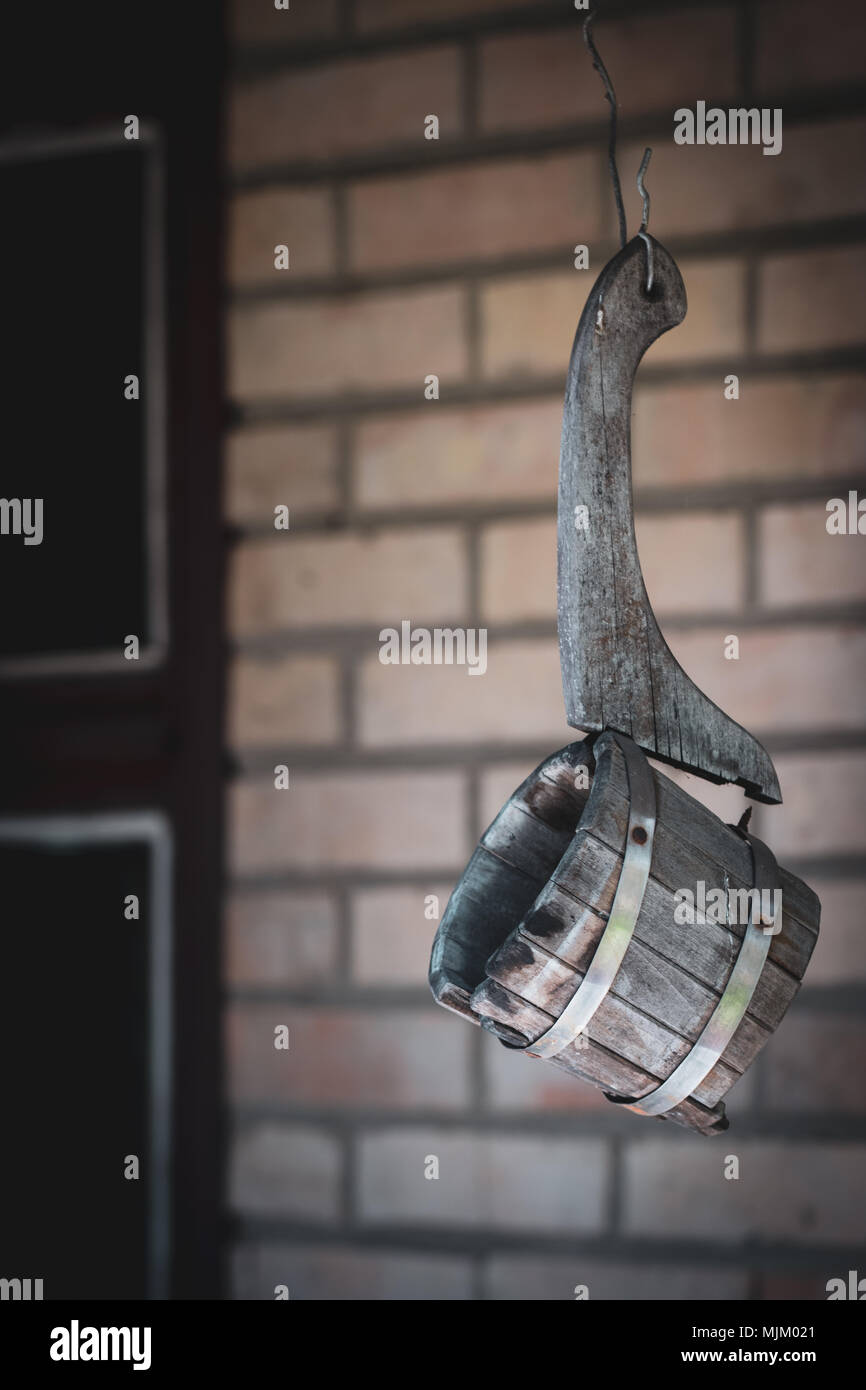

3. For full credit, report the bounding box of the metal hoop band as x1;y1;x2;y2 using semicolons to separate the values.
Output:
525;732;656;1061
607;831;779;1117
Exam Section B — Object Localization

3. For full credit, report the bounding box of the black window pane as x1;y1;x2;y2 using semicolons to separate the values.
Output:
0;838;155;1299
0;142;151;660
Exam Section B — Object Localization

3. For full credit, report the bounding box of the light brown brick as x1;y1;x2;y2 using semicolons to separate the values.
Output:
623;1139;866;1243
803;879;866;984
226;424;340;526
231;0;339;46
354;398;561;512
765;1013;866;1113
755;750;866;859
226;1003;471;1107
480;518;556;624
646;259;746;365
623;119;866;239
760;502;866;606
357;637;573;749
228;187;335;287
480;270;587;381
632;374;866;489
229;653;342;748
357;1128;609;1232
357;0;529;31
664;624;866;737
229;1123;342;1221
482;1028;613;1115
479;513;744;623
483;1257;748;1301
757;0;866;92
480;271;583;381
232;1242;472;1300
480;10;736;133
229;768;468;872
229;284;467;402
350;884;454;985
479;759;542;835
758;245;866;354
229;46;461;171
637;513;745;613
225;889;338;989
228;527;467;635
348;152;601;272
481;260;744;380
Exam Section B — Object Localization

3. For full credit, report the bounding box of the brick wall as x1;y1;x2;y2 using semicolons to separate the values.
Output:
224;0;866;1300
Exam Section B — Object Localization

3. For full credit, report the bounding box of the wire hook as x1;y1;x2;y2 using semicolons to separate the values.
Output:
636;146;654;293
637;146;651;231
583;9;627;251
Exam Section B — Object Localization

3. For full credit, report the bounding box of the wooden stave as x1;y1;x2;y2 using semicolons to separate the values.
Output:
429;733;820;1134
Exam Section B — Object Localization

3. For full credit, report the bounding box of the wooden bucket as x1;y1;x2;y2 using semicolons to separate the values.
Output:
429;730;820;1134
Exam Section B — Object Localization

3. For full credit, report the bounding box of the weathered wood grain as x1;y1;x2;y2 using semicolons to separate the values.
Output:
557;235;781;803
429;733;820;1134
473;977;728;1135
487;928;772;1076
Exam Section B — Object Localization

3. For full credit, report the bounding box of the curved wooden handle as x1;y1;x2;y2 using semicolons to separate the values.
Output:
558;235;781;803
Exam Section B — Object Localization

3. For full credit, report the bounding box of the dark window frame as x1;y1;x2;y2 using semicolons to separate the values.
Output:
0;3;226;1300
0;123;169;678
